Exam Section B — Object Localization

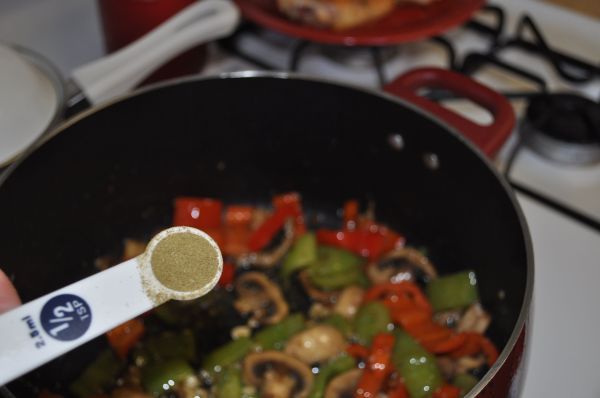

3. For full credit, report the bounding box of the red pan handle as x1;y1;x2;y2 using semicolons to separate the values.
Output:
384;67;515;158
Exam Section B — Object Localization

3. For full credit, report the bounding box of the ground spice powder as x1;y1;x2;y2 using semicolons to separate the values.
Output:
150;232;219;292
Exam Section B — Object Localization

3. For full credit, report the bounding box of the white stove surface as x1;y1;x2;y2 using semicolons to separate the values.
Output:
1;0;600;396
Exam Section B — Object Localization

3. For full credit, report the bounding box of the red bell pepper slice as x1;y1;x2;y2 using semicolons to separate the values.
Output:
386;380;409;398
346;343;370;359
273;192;306;235
172;197;223;229
225;205;254;225
316;225;404;261
223;206;254;256
355;333;395;398
248;205;296;252
433;384;461;398
106;318;144;359
218;263;236;287
450;332;499;366
344;200;359;230
365;282;432;314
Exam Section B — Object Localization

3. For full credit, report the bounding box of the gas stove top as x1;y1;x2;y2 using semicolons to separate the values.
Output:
1;0;599;396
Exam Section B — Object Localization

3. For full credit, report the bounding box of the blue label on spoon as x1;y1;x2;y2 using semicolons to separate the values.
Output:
39;294;92;341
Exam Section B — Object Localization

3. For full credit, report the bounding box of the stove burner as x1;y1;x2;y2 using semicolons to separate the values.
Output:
521;93;600;165
220;5;505;87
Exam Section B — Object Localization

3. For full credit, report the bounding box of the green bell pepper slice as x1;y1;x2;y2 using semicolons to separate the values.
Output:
353;301;391;345
253;313;305;350
308;246;366;290
140;329;196;364
142;358;194;396
281;233;317;280
69;350;122;398
453;373;479;397
216;366;243;398
308;354;356;398
203;336;253;373
426;271;479;311
322;314;353;337
392;331;443;398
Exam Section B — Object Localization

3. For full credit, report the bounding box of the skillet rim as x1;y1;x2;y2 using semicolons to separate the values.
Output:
0;70;534;398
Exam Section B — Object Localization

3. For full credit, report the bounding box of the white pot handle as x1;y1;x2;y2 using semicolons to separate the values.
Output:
71;0;240;105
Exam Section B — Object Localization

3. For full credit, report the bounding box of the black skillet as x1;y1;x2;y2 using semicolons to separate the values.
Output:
0;69;532;397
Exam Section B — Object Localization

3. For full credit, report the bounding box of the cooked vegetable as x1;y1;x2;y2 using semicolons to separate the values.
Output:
223;205;254;256
243;351;314;398
83;194;499;398
367;247;437;285
215;366;243;398
218;262;236;287
253;313;305;350
432;384;461;398
172;197;224;247
355;333;395;398
141;358;194;396
139;329;195;364
353;301;390;345
315;221;404;261
106;318;145;359
284;325;347;364
203;337;253;373
307;246;366;290
250;219;295;268
457;303;491;334
426;271;479;312
273;192;306;235
332;285;364;319
70;350;122;398
323;369;362;398
452;373;479;397
393;331;443;398
248;204;297;252
321;313;352;337
172;197;223;230
281;232;317;280
449;332;498;367
308;354;355;398
234;271;289;325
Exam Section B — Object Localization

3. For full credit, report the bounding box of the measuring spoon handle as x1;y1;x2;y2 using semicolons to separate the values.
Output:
0;258;153;386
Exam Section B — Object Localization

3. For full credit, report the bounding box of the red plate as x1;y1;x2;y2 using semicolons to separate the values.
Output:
235;0;485;46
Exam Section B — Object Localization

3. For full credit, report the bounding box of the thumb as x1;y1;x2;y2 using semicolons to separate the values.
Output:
0;268;21;314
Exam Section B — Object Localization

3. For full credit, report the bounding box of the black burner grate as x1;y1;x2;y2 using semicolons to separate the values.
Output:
219;5;505;87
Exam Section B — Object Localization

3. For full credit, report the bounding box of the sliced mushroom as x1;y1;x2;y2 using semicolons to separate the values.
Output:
254;220;295;267
456;355;486;375
298;270;338;304
367;247;437;285
309;302;332;320
436;354;487;379
243;351;314;398
284;325;347;364
333;286;365;319
324;368;362;398
234;272;289;325
238;220;295;268
457;303;491;334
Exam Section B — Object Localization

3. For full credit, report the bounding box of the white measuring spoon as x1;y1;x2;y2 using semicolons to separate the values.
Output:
0;226;223;386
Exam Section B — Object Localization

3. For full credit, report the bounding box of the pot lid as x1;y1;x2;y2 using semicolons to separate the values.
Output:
0;44;64;167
